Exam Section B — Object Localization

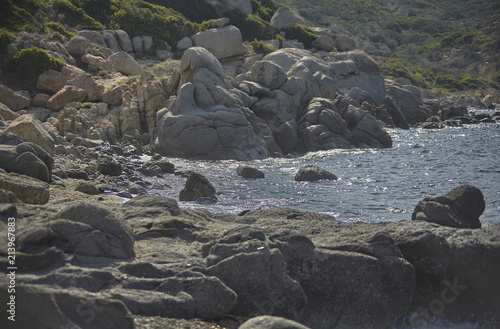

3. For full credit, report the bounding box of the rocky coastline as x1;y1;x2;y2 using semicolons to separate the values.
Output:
1;10;499;329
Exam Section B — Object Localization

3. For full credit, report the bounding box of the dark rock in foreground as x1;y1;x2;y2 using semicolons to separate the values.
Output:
412;184;485;228
0;185;498;329
239;316;311;329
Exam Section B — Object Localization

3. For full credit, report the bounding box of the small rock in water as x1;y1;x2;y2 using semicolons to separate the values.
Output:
236;165;265;179
179;172;217;202
294;165;337;182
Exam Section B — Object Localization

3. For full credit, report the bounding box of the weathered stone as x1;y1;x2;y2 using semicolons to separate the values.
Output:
0;172;49;204
52;201;135;258
1;115;55;155
334;35;357;51
103;31;121;52
294;164;337;181
312;35;334;51
177;36;193;51
207;247;307;320
0;102;20;120
236;165;265;179
271;7;306;29
0;284;134;329
412;185;485;228
67;74;103;102
37;64;86;95
47;85;87;111
102;85;123;106
13;152;50;182
77;30;107;48
65;35;88;56
81;53;109;71
0;85;31;111
179;172;217;202
239;316;311;329
74;181;99;195
107;51;143;76
96;154;122;176
249;60;287;90
156;48;269;160
33;93;50;108
114;29;134;52
192;25;247;59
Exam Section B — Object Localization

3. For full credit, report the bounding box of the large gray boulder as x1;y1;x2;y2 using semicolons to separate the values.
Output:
0;284;134;329
155;47;269;160
77;30;107;48
0;85;31;111
271;7;306;29
107;51;143;76
18;201;135;259
191;25;247;59
0;172;50;204
207;243;307;320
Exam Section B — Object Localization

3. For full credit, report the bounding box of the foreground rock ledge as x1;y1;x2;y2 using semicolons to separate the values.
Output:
0;196;498;329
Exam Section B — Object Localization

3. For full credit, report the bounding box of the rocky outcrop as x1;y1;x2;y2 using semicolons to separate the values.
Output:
0;85;31;111
192;25;247;60
0;172;50;204
1;115;55;155
1;182;497;329
412;185;485;228
155;47;269;160
156;47;393;160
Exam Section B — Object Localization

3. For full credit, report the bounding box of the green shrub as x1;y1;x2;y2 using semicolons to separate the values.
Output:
45;21;74;38
54;0;104;30
10;47;64;77
228;11;275;41
251;39;276;55
282;24;318;49
0;29;15;51
379;57;429;88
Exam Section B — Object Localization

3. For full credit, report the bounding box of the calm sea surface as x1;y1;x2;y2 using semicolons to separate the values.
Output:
145;119;500;227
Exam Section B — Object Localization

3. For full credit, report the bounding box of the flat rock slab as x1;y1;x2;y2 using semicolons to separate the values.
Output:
0;172;49;204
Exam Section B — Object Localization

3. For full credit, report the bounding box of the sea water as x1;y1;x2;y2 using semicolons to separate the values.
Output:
146;120;500;227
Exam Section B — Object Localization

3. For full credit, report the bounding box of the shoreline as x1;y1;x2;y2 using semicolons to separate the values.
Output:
1;175;499;328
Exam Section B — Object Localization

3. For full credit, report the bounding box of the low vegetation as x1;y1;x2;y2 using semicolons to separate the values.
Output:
9;46;64;77
276;0;500;92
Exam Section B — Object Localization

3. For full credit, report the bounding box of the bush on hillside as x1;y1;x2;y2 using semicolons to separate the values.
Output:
9;47;64;77
251;39;276;55
282;24;318;49
0;29;15;52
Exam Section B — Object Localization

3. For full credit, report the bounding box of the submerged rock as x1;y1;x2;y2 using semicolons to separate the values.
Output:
237;165;265;179
294;165;337;181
